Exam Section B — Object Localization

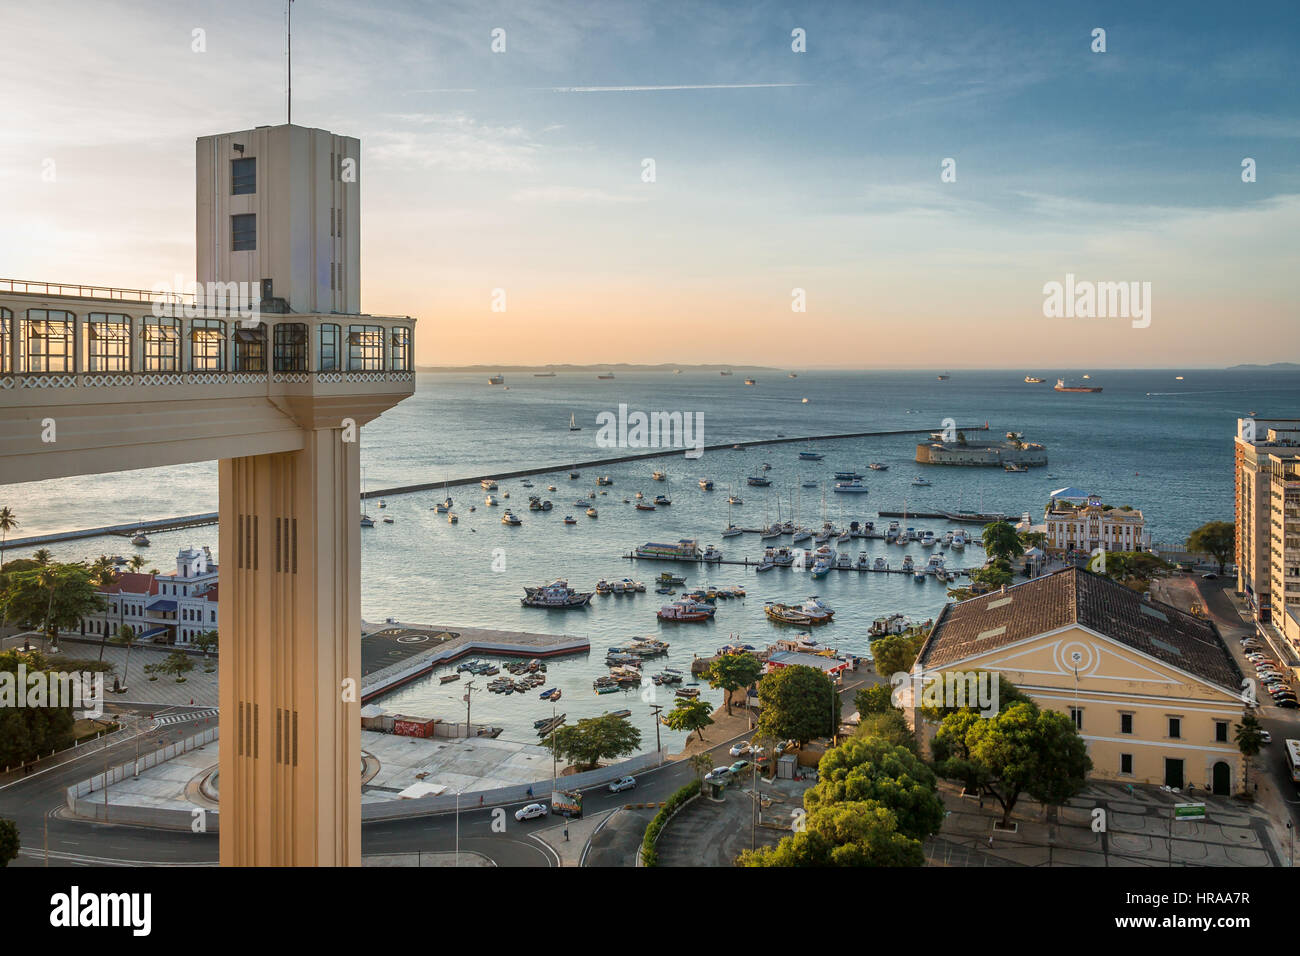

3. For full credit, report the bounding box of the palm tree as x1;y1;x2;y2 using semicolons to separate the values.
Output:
0;507;18;637
128;555;145;573
0;507;17;569
32;548;52;567
91;566;118;662
1234;715;1264;793
111;624;137;691
37;565;58;651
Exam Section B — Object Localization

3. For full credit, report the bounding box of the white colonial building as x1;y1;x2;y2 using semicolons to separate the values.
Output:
80;546;219;646
1044;491;1148;555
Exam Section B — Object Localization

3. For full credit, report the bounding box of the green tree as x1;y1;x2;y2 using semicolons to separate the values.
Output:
193;630;219;658
1;564;105;645
737;801;923;867
544;714;641;771
854;682;896;716
110;624;137;690
1186;520;1234;574
163;651;195;683
31;548;52;567
0;650;77;766
662;697;714;743
703;653;763;716
807;735;945;839
853;710;917;752
688;752;714;781
1234;714;1264;794
0;507;17;570
0;818;18;868
870;632;928;680
756;665;838;744
1019;530;1047;550
128;555;145;573
981;520;1025;564
90;565;118;662
933;700;1091;828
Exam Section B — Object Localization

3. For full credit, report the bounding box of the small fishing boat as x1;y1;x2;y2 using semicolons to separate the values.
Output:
699;478;714;490
833;480;869;494
563;515;577;524
447;512;458;523
652;470;667;481
746;475;772;487
675;686;701;698
654;494;671;506
744;378;756;386
911;476;931;486
378;499;386;509
569;469;580;479
358;516;373;529
382;516;394;524
636;500;656;511
901;555;915;572
597;476;613;486
873;557;888;571
798;450;824;461
501;510;522;525
485;493;499;506
440;673;460;684
539;687;561;700
586;507;598;518
868;462;888;471
658;571;687;585
481;478;498;490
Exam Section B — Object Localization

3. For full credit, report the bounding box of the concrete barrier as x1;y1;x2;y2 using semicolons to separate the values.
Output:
66;726;220;831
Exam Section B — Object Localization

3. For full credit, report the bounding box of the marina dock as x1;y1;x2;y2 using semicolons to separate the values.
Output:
11;424;993;549
619;551;979;575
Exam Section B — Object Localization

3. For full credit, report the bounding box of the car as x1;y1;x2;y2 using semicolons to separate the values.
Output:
1260;730;1273;744
1201;572;1218;579
1273;697;1299;709
729;741;752;757
1245;652;1267;661
514;802;549;821
703;766;732;783
1270;692;1297;703
1258;671;1286;681
728;759;751;776
1269;687;1295;698
607;775;637;793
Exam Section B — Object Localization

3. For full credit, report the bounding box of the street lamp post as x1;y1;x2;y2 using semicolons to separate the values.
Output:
650;704;663;765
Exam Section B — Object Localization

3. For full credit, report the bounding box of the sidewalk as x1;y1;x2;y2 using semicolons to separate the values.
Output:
533;807;617;865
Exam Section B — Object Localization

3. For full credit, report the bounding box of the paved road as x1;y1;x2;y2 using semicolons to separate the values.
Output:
1152;574;1300;844
2;664;876;867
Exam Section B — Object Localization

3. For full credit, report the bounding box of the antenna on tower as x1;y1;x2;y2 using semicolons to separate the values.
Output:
287;0;294;125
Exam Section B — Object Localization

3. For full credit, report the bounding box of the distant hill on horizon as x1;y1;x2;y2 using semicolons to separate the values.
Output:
1225;362;1300;371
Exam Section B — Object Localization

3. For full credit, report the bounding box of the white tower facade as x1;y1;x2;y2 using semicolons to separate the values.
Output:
196;124;360;315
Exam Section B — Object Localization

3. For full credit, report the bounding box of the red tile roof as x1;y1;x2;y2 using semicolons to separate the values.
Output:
916;567;1241;693
98;572;158;596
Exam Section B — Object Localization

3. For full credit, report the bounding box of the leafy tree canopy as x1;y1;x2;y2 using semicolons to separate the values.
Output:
756;665;838;744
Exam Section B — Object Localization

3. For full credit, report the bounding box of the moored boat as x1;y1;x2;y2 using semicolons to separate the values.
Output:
522;580;594;608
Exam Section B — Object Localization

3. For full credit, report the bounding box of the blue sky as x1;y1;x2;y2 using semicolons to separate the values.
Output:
1;0;1295;366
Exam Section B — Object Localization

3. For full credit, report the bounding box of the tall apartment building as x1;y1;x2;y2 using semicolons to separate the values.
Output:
1266;452;1300;645
1233;418;1300;622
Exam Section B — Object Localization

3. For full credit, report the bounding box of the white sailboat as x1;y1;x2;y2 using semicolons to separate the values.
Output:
569;413;581;432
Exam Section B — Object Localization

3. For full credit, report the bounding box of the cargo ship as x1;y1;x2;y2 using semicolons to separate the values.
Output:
1054;378;1102;393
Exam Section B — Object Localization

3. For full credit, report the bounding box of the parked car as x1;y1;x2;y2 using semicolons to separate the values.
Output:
729;741;752;757
1201;572;1218;579
703;766;732;783
607;776;637;793
514;802;549;821
1272;697;1298;709
728;759;751;775
1259;730;1273;744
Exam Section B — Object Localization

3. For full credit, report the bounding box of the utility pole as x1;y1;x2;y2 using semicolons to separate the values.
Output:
463;681;476;737
649;704;663;764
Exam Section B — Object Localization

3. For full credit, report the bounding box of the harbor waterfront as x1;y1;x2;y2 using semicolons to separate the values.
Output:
7;368;1298;750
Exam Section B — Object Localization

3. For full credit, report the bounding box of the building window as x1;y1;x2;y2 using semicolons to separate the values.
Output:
1215;721;1229;743
232;326;266;372
231;157;256;195
1068;707;1083;731
273;323;308;372
21;309;75;373
232;214;256;251
390;327;411;371
1167;717;1181;739
1120;753;1133;775
84;313;132;373
347;324;384;371
1119;713;1133;735
190;319;227;372
0;307;11;374
141;316;180;372
318;323;340;371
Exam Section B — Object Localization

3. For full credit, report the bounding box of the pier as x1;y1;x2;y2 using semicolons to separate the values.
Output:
620;551;979;575
8;424;990;549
